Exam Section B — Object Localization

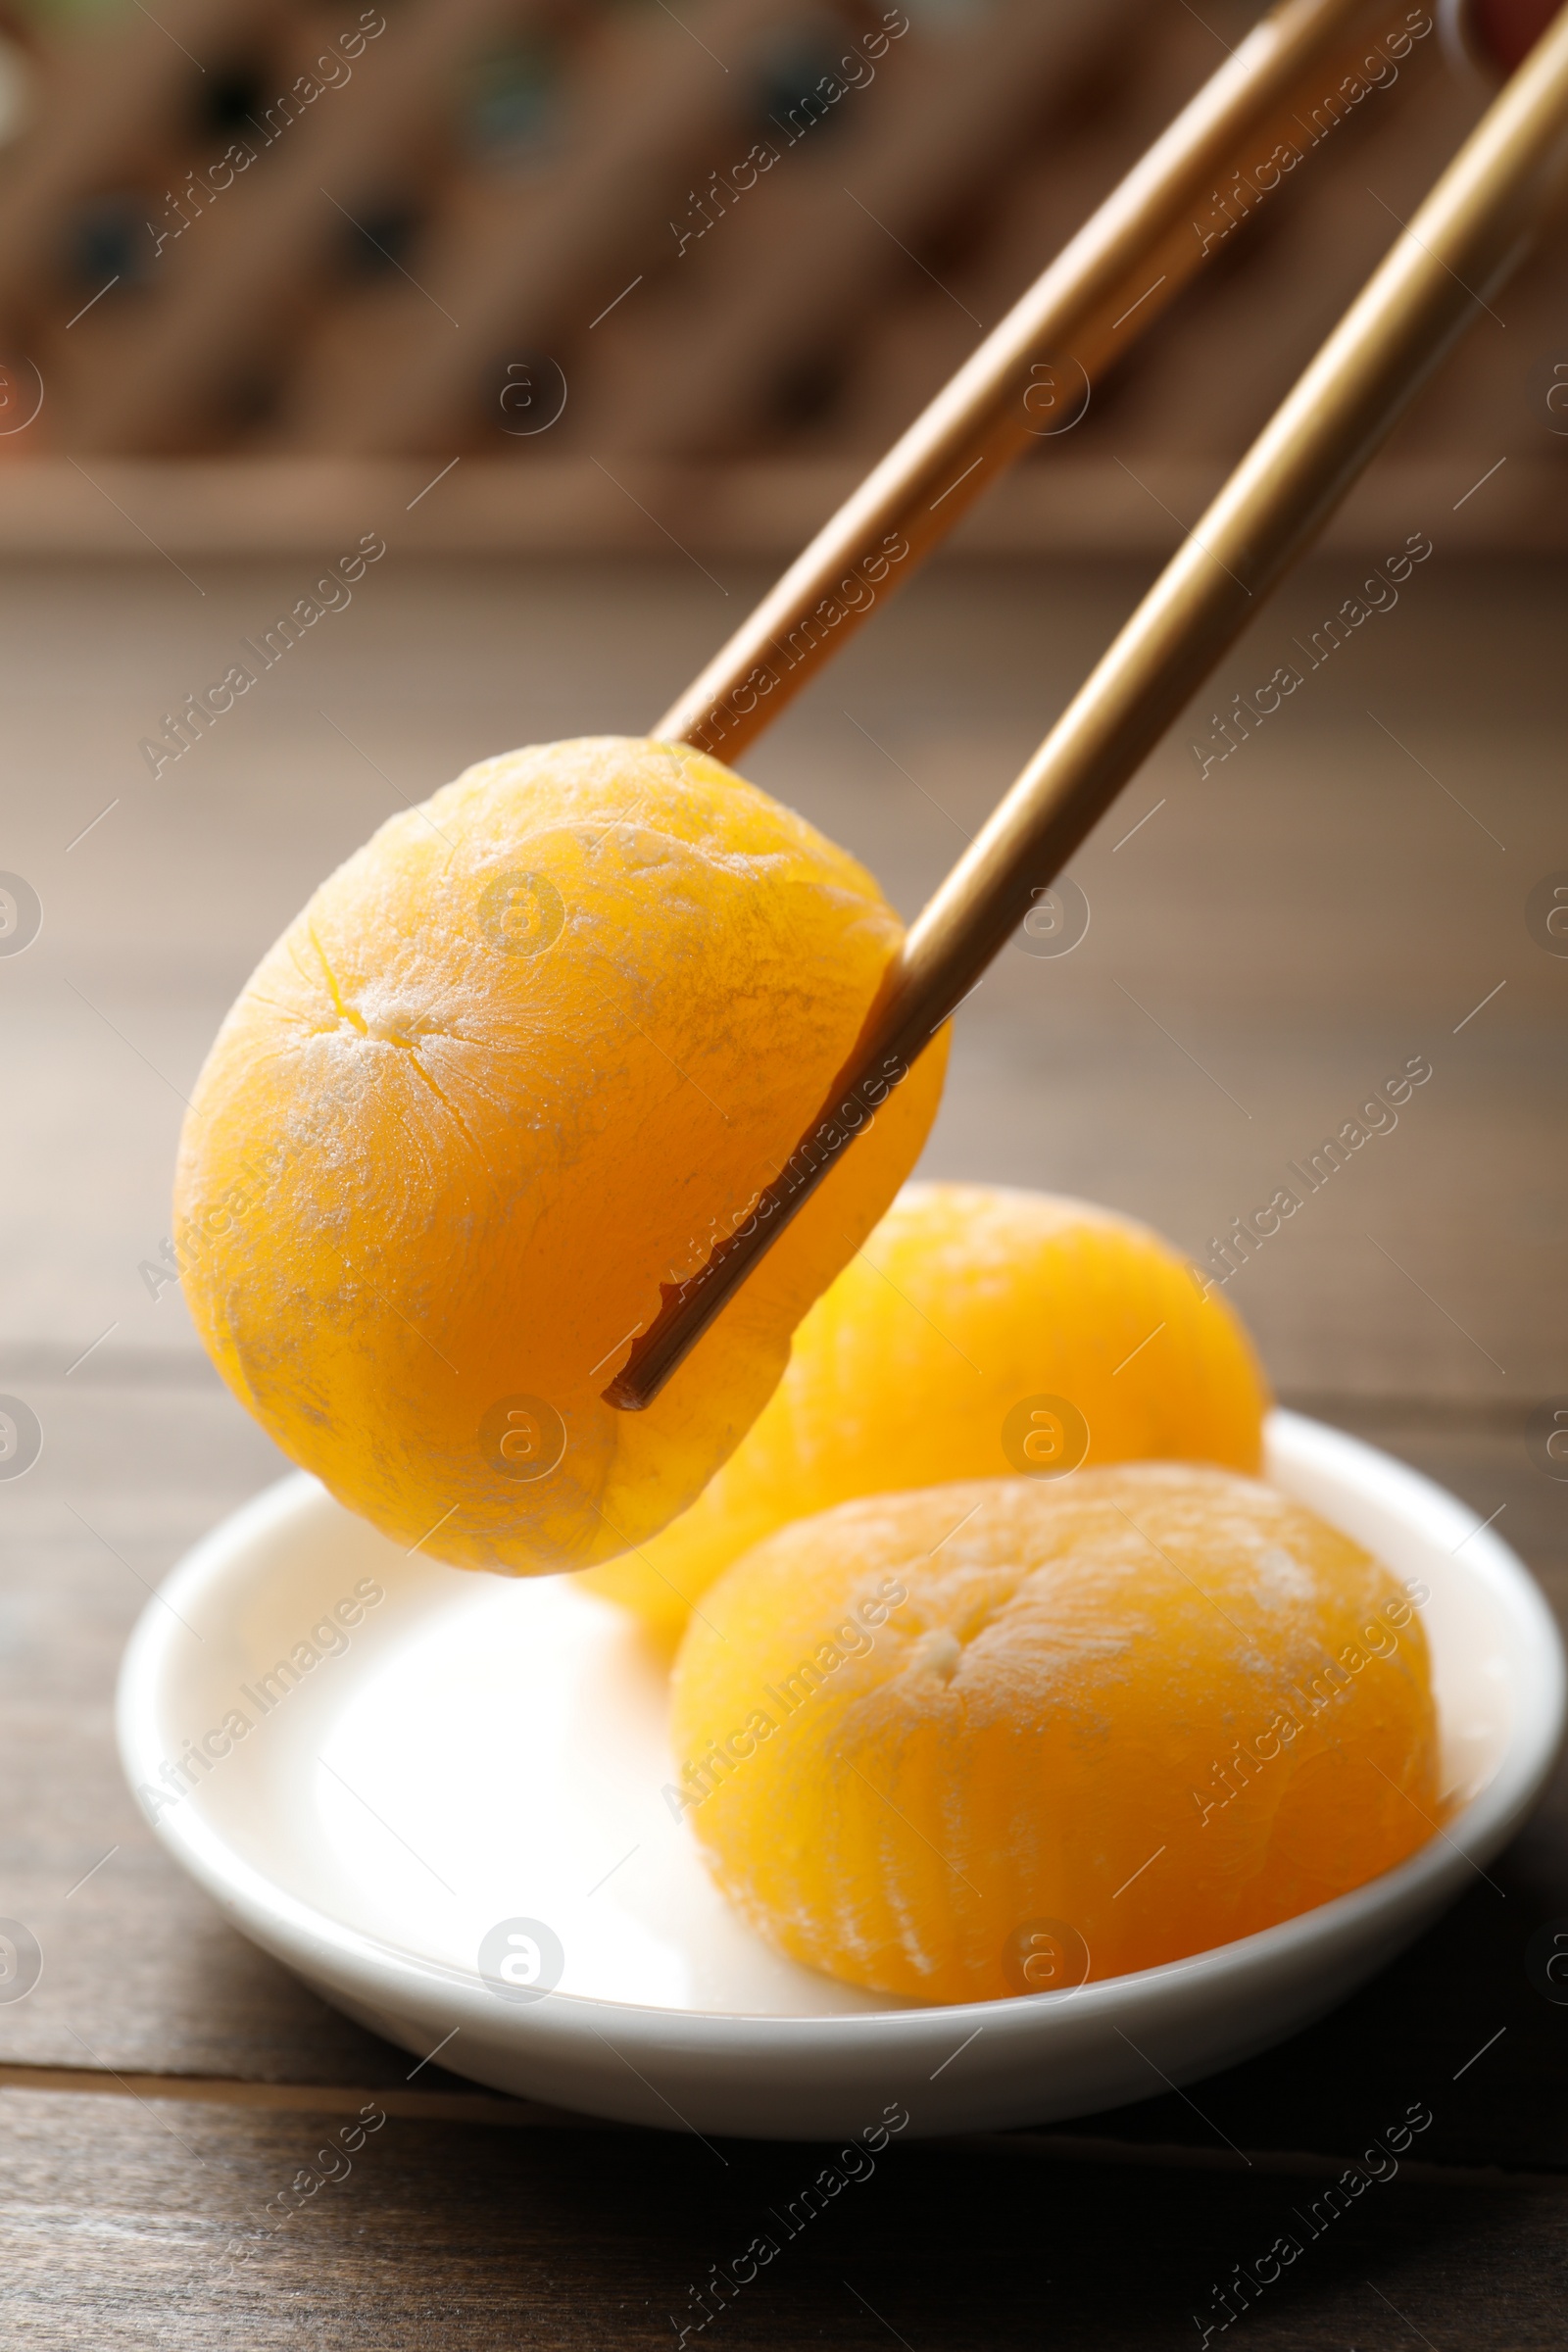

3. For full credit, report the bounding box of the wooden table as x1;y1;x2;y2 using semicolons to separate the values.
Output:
2;539;1564;2344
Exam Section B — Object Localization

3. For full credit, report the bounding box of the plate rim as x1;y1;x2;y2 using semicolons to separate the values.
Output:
116;1408;1566;2053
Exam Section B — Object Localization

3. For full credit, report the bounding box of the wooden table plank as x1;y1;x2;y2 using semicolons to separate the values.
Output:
3;2089;1566;2349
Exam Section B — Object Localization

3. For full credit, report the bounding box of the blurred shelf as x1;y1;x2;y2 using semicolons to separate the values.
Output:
0;451;1560;557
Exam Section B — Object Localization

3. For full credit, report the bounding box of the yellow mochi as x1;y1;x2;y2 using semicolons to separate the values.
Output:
585;1182;1269;1641
172;736;947;1574
670;1465;1441;2001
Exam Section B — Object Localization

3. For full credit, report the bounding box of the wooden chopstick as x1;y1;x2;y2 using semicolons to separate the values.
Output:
606;3;1568;1411
655;0;1438;766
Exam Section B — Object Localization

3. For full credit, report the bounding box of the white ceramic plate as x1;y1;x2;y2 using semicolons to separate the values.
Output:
117;1411;1563;2141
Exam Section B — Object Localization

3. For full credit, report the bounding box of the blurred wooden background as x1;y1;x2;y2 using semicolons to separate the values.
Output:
0;0;1561;549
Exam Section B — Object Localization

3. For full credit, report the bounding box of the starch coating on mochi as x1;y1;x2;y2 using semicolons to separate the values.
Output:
173;736;948;1575
670;1463;1440;2001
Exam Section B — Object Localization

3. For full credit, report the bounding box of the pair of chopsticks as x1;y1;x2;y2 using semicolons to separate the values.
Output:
606;0;1568;1412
